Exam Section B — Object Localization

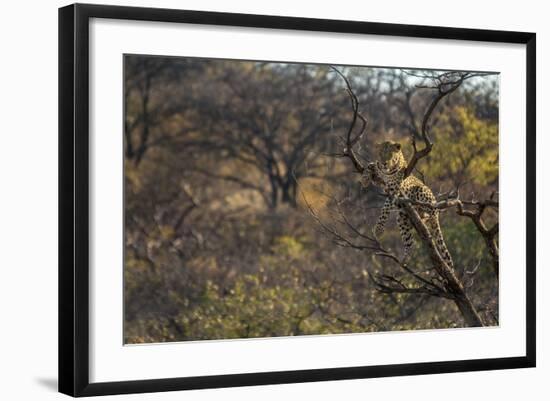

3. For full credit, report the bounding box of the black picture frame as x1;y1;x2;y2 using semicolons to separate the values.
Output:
59;3;536;397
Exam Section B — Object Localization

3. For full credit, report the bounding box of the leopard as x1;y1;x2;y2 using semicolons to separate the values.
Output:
361;140;454;268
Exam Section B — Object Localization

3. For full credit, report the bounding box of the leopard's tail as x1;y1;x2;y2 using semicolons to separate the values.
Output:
427;215;454;269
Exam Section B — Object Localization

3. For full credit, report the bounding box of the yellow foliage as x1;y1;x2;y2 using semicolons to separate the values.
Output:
272;236;305;258
425;106;498;186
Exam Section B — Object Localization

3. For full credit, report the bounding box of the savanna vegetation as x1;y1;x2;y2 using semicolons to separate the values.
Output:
124;55;499;343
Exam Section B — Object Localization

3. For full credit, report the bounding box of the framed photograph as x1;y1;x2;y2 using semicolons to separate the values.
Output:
58;3;536;397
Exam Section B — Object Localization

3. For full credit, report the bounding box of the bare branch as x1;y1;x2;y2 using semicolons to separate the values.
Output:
370;273;450;299
329;67;367;174
296;180;379;252
456;194;499;278
404;71;495;177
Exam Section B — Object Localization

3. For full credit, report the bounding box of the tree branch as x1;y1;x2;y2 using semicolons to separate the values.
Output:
329;67;367;174
403;71;497;177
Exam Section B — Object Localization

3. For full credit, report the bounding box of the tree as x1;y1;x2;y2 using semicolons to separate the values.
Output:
306;67;498;327
124;56;204;165
187;62;350;209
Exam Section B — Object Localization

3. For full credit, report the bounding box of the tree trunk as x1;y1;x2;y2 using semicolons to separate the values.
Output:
453;293;484;327
281;180;297;207
398;199;484;327
269;179;278;210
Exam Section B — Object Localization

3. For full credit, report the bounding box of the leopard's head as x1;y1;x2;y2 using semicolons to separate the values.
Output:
376;141;405;174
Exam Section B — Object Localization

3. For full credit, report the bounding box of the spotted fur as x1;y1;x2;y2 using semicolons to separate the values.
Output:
362;141;454;267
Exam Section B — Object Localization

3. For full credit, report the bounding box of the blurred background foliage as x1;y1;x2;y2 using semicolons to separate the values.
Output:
123;56;499;344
